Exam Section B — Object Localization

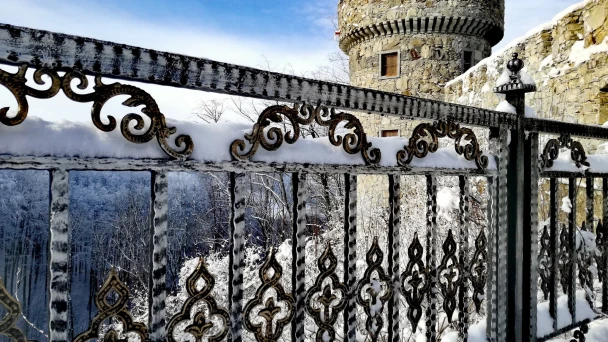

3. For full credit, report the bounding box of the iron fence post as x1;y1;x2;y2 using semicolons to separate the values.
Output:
495;53;538;342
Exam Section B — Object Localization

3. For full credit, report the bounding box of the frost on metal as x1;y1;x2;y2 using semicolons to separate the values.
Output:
49;169;70;342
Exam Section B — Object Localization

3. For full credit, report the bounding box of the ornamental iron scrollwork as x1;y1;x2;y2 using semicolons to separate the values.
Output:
570;322;589;342
538;226;552;300
399;232;429;330
469;229;487;313
304;243;347;342
559;225;572;294
540;134;589;169
74;268;148;342
244;248;294;342
437;229;462;322
230;103;381;165
356;237;392;342
0;277;26;342
167;258;229;342
0;65;193;159
396;120;488;170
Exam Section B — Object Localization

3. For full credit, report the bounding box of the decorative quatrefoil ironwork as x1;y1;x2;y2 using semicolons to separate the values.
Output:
399;232;429;331
356;237;392;342
540;134;589;169
397;120;488;170
230;103;381;165
244;248;294;342
305;243;347;342
0;277;26;342
538;226;552;301
167;258;229;342
73;268;148;342
559;225;572;294
438;229;462;323
0;65;193;159
469;229;487;313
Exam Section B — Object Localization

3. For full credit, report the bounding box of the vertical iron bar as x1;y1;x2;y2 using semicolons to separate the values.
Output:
343;174;357;342
458;176;470;341
523;132;540;342
603;178;608;313
549;178;558;331
229;172;246;342
586;178;594;229
496;125;509;342
425;175;438;342
486;176;497;341
48;169;70;342
586;177;595;308
387;175;401;342
148;171;168;342
291;172;307;342
568;178;577;323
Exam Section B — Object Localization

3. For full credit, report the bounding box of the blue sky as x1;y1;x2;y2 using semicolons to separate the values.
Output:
0;0;584;123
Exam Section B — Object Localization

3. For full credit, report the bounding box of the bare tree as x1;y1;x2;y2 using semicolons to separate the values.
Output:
193;99;226;123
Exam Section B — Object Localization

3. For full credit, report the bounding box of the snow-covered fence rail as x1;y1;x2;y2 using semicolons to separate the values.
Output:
0;24;606;342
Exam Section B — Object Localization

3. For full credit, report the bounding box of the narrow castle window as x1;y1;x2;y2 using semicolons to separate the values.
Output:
463;50;474;72
380;51;399;77
600;86;608;124
381;129;399;137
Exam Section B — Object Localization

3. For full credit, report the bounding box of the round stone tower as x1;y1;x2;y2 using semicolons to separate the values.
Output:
338;0;504;101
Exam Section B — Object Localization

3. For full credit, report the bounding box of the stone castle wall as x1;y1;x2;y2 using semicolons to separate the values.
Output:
444;0;608;145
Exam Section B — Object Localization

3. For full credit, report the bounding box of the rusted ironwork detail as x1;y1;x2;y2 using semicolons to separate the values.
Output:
74;268;148;342
540;134;589;169
397;120;488;170
244;248;294;342
570;323;589;342
559;225;572;294
399;232;429;330
304;243;347;342
356;237;392;342
0;65;193;159
538;226;552;300
470;228;487;313
438;229;462;323
0;278;26;342
167;258;229;342
230;103;381;165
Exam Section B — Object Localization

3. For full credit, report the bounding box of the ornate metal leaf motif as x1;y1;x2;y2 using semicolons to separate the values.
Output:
74;268;148;342
167;258;229;342
0;277;26;342
559;225;572;294
356;237;392;342
438;229;462;322
540;134;589;169
230;103;381;165
469;229;487;313
396;120;488;170
244;248;295;342
0;65;193;159
304;243;347;342
538;226;552;300
399;233;429;330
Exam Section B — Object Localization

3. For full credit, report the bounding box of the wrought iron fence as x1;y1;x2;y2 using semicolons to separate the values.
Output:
0;23;606;342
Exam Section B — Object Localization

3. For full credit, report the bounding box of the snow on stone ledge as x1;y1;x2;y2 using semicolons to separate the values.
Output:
0;117;497;170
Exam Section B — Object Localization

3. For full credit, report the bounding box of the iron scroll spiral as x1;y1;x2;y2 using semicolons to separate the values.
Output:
0;277;26;342
230;103;381;165
0;65;193;159
540;134;589;169
397;121;488;170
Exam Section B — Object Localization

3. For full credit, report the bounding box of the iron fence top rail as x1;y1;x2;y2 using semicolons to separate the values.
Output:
0;155;497;176
0;23;516;128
